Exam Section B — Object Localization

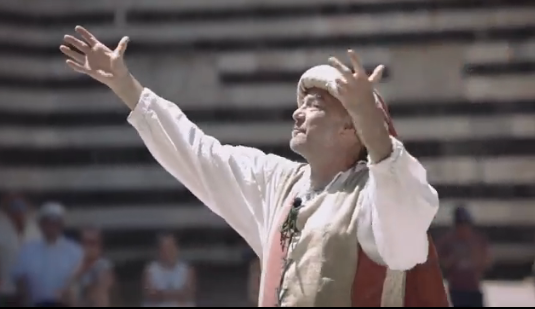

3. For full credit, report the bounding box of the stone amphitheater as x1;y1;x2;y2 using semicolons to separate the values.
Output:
0;0;534;306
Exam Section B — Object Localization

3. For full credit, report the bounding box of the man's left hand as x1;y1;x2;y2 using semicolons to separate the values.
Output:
327;49;393;163
328;50;384;112
369;64;386;84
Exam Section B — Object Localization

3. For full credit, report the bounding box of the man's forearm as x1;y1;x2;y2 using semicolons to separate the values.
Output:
109;73;144;111
348;101;393;163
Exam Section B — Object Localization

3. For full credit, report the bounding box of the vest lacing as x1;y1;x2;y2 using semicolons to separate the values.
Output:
274;163;366;306
277;199;303;306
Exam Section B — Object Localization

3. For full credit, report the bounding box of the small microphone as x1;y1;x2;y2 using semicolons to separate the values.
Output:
292;197;302;209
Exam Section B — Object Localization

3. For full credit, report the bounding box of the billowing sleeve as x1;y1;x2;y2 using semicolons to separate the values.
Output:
357;137;439;270
127;89;298;254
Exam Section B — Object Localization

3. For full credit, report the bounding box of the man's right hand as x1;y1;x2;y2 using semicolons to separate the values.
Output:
60;26;143;110
60;26;129;87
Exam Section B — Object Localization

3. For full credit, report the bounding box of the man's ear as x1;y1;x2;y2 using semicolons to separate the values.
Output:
340;118;357;139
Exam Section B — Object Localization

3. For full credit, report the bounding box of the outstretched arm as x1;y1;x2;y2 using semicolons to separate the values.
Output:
127;87;297;251
329;50;438;270
60;26;298;253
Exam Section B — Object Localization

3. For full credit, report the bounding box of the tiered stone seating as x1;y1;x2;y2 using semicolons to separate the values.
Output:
0;0;534;283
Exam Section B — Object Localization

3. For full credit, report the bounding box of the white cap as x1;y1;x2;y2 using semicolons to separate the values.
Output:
39;201;65;220
297;65;344;106
296;64;398;137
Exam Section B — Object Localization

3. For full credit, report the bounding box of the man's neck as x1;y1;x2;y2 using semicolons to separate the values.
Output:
308;154;358;191
160;258;179;269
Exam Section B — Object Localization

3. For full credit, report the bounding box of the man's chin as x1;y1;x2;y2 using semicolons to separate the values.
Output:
289;138;305;155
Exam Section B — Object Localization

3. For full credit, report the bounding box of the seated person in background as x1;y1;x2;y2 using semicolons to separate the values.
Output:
143;233;196;307
67;227;114;307
437;205;490;307
0;194;41;307
12;202;83;307
532;259;535;294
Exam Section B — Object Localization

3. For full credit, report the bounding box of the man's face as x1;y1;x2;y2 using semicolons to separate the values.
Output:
290;88;354;157
158;235;179;263
8;203;27;225
3;198;28;225
455;223;473;236
82;229;102;259
40;217;63;240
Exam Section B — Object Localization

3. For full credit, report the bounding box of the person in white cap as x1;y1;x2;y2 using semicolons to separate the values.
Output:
60;27;449;307
12;202;83;307
0;194;41;307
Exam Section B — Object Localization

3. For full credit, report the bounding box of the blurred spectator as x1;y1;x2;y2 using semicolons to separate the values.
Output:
532;260;535;289
143;233;196;307
66;227;114;307
437;205;491;307
0;194;41;307
247;257;261;306
12;202;83;307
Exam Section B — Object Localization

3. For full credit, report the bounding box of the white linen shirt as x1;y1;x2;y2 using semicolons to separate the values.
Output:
127;88;439;271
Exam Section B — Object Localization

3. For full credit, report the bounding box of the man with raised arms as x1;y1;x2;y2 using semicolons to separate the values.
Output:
60;26;449;307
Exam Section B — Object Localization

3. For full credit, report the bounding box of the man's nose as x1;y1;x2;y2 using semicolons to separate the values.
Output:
292;108;305;123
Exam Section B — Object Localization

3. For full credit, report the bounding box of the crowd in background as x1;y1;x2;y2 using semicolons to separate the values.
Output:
0;191;529;307
0;194;196;307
